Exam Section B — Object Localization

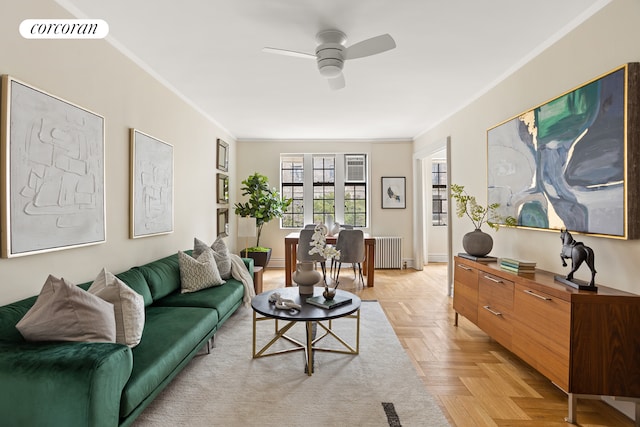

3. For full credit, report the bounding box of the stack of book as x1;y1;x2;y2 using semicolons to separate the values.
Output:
457;253;497;263
500;257;536;273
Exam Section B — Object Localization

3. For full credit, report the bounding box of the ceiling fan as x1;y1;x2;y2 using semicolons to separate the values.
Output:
263;29;396;90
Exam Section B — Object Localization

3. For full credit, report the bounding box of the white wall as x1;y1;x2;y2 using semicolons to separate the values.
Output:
0;0;235;305
416;0;640;295
415;1;640;417
235;140;414;267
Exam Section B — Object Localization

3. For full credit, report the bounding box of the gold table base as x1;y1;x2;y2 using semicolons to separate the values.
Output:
252;309;360;376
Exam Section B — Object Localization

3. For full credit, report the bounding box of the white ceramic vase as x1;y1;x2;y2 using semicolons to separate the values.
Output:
293;261;322;295
325;215;335;236
331;221;340;236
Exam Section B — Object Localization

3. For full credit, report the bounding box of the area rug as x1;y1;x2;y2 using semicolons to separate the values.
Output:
133;301;450;427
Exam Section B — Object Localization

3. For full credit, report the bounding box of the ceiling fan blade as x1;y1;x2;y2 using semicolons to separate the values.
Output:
328;73;346;90
262;47;315;59
344;34;396;60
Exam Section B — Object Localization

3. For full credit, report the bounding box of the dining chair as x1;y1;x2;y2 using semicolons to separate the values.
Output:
334;229;365;285
303;224;317;229
296;229;327;282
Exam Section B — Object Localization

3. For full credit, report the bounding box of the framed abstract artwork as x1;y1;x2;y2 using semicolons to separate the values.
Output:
217;173;229;204
217;208;229;237
487;63;640;239
381;176;406;209
216;138;228;172
130;129;174;238
1;75;106;257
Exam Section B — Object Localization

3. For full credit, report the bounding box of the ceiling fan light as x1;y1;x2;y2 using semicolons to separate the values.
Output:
319;64;342;78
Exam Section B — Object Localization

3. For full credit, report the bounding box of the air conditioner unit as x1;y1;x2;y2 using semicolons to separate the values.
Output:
345;155;366;182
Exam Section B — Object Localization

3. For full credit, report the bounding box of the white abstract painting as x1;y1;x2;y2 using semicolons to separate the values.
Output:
2;76;105;257
130;129;173;238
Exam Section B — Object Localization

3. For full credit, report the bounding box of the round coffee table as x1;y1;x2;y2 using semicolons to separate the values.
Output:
251;287;361;376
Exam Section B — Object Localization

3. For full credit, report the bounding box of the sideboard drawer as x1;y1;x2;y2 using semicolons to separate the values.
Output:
453;261;479;323
478;273;514;348
513;283;571;390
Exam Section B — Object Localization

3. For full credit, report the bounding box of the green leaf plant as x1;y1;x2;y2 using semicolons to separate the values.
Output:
234;172;292;248
450;184;517;231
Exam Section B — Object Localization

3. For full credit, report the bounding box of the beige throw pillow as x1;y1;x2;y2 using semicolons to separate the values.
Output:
89;268;145;348
193;237;232;279
179;249;225;293
211;236;232;279
16;275;116;343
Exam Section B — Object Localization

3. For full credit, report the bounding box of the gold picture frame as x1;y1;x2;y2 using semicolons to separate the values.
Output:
487;63;640;239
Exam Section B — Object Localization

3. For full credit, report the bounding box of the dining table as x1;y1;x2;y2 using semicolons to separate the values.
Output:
284;232;376;287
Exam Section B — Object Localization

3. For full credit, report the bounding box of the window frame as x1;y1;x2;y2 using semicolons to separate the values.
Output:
432;160;447;226
280;153;369;229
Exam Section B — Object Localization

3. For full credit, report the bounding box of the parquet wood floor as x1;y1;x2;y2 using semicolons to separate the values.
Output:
262;264;635;427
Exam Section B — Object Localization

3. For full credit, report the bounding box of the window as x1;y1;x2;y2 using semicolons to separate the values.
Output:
432;160;447;226
281;156;304;228
312;156;335;224
280;153;368;228
344;183;366;227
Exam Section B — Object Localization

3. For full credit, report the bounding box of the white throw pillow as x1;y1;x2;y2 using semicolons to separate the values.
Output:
89;268;145;348
179;249;225;293
16;275;116;343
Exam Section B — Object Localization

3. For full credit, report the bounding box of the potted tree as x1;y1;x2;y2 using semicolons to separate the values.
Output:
234;172;292;267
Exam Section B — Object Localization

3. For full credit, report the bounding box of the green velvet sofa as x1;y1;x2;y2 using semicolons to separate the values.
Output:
0;251;252;427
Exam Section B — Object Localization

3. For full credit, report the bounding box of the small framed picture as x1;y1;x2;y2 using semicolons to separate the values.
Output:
216;138;229;171
217;208;229;237
381;177;406;209
217;173;229;204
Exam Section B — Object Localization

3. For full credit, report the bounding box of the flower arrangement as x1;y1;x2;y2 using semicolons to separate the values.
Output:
308;224;341;260
450;184;517;231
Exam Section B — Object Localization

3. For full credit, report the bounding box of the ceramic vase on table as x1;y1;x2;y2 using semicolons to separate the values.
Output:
293;261;322;295
325;215;335;236
331;222;340;236
462;228;493;257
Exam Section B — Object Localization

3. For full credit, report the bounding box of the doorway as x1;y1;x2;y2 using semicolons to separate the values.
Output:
412;137;453;296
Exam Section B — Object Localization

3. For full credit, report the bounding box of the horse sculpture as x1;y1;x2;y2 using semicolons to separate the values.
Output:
559;229;596;287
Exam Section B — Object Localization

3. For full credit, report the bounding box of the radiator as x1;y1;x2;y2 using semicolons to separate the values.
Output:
374;237;402;269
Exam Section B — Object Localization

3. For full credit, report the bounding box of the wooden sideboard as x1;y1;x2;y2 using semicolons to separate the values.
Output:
453;256;640;423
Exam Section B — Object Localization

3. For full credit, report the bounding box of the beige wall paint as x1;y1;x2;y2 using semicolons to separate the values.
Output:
236;140;413;266
415;0;640;294
0;0;234;305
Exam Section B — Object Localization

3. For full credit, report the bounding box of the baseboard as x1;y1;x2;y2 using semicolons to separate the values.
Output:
262;258;285;269
428;253;448;263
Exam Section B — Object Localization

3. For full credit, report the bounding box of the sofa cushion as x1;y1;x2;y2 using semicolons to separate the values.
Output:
0;296;37;342
178;249;225;293
194;237;232;279
119;305;218;418
89;269;145;348
16;275;116;343
153;279;244;321
0;341;132;427
116;268;153;307
136;252;184;301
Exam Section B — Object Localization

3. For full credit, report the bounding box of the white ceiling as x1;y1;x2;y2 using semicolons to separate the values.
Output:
59;0;608;141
